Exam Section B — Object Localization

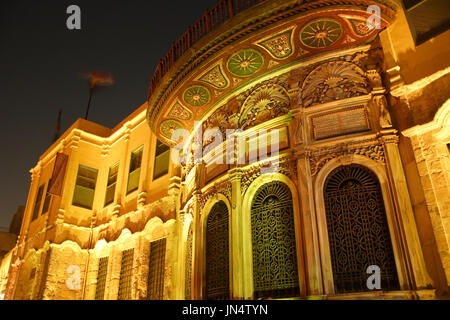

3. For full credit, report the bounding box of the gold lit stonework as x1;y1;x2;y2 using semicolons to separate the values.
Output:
1;0;449;302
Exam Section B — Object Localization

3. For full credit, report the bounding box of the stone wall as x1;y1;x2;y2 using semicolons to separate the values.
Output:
407;128;450;284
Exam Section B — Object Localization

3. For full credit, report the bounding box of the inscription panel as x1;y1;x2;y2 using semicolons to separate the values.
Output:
312;107;370;140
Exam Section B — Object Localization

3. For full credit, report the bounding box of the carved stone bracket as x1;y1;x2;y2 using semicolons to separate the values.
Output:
56;208;65;224
137;191;148;208
112;204;122;220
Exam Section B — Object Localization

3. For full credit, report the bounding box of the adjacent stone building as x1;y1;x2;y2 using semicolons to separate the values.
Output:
1;0;449;300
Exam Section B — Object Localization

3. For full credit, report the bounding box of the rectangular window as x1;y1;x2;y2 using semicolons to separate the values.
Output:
72;165;98;209
95;257;109;300
104;162;119;207
32;184;45;221
118;248;134;300
41;179;52;214
127;146;143;194
147;238;166;300
153;140;170;180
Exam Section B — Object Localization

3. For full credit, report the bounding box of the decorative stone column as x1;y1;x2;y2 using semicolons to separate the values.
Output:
295;150;323;297
191;190;202;300
191;162;205;300
381;131;433;290
174;209;185;300
228;167;245;299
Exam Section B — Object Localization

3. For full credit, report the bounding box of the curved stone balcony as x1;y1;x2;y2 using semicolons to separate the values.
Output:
146;0;399;145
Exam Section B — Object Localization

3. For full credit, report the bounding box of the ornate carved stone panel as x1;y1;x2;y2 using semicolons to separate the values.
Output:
203;79;290;136
239;83;290;129
199;64;229;89
301;60;369;108
307;139;385;176
256;28;294;59
168;101;193;121
241;156;297;196
200;181;232;212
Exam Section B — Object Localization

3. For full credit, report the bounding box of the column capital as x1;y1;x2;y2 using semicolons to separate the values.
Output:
228;167;243;182
378;129;399;145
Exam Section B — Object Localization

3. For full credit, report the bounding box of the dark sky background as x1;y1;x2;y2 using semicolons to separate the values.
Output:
0;0;215;229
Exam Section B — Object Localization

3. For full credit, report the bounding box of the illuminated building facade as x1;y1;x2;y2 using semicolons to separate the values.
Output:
0;0;449;300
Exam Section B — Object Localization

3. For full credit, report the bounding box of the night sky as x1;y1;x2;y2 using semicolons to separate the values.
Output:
0;0;215;229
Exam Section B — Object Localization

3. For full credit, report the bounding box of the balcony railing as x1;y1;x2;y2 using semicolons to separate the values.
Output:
148;0;267;99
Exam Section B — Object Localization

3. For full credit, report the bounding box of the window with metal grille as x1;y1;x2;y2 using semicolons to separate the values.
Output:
104;162;119;207
147;238;166;300
324;165;400;294
72;165;98;209
127;146;143;194
185;224;193;300
37;249;51;300
251;181;299;299
95;257;109;300
206;201;230;300
32;184;45;221
118;248;134;300
153;139;170;180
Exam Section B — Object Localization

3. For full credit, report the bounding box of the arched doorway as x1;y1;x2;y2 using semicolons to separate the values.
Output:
251;181;299;298
205;201;230;299
324;164;400;293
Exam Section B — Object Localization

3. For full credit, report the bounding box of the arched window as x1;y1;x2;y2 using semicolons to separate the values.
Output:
251;181;299;299
185;223;193;300
324;165;400;293
205;201;230;299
